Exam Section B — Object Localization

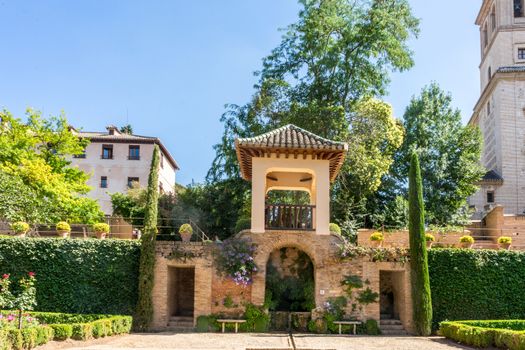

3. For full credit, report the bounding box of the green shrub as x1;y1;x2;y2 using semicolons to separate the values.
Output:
11;222;29;234
20;327;37;349
425;233;435;242
329;223;341;235
428;249;525;328
49;324;73;341
179;223;193;234
7;329;23;350
459;235;474;243
498;236;512;244
196;315;211;332
369;232;383;241
439;320;525;349
35;326;54;346
365;319;381;335
244;303;269;332
0;237;140;315
71;323;93;340
56;221;71;232
92;223;110;233
92;319;109;338
234;218;251;233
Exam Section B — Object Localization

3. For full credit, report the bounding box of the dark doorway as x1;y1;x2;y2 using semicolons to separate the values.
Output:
169;267;195;317
380;270;402;320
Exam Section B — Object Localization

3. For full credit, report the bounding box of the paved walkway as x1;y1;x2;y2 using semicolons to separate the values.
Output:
38;333;474;350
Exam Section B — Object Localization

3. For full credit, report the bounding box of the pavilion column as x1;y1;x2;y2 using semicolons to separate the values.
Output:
315;165;330;235
251;160;266;233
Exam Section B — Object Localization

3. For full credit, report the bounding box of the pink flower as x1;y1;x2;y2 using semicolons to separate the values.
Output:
2;274;9;279
7;314;15;322
28;272;35;278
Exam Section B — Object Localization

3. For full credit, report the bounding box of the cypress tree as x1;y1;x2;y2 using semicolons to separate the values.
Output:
133;145;160;331
408;152;432;335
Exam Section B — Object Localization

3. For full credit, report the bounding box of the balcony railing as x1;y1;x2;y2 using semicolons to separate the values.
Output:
265;204;315;231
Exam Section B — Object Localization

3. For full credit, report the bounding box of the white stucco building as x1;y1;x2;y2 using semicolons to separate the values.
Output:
70;125;179;215
469;0;525;215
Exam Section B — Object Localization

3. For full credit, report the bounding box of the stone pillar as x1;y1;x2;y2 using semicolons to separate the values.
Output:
315;165;330;235
251;160;266;233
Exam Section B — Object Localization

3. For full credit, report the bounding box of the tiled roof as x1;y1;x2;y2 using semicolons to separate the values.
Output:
497;66;525;73
236;124;348;151
482;170;503;182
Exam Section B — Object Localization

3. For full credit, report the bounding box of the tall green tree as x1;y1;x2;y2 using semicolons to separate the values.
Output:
133;145;160;331
0;109;103;223
206;0;419;236
393;83;485;225
408;152;432;336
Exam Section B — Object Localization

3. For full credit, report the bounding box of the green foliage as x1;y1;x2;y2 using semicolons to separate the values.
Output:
425;233;435;242
498;236;512;244
10;222;29;234
133;145;160;332
215;238;257;286
440;320;525;349
0;237;140;314
369;232;383;241
178;224;193;234
55;222;70;232
234;217;251;234
49;324;73;340
391;83;485;225
338;243;409;263
71;322;93;340
460;235;474;244
92;223;110;234
408;152;432;336
329;223;341;235
0;109;103;224
428;249;525;328
365;319;381;335
356;288;379;305
341;275;363;296
244;303;269;332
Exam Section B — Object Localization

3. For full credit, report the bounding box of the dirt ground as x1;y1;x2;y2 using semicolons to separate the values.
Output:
37;332;475;350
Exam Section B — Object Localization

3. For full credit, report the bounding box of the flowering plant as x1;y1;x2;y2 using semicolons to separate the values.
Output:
338;242;409;263
11;222;29;234
0;272;37;329
214;238;257;286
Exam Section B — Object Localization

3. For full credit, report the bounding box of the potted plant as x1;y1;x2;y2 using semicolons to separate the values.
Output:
56;221;71;238
369;231;384;248
459;235;475;248
11;222;29;237
93;223;110;239
179;223;193;242
498;236;512;250
425;233;435;248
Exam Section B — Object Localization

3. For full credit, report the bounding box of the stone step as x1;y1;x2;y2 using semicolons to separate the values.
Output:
165;326;195;333
380;324;405;331
380;319;402;325
168;322;194;328
169;316;193;322
381;329;408;336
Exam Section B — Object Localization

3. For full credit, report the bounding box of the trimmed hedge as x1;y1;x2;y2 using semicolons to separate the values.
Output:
0;312;132;349
428;249;525;328
440;320;525;349
0;237;140;315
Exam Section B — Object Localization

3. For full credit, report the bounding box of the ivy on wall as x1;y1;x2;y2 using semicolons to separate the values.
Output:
0;237;140;315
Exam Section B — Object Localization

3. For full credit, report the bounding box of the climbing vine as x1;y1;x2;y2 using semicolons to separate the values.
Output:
338;243;409;264
214;238;257;286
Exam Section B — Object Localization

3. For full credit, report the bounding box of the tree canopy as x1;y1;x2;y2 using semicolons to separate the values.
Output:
0;109;103;224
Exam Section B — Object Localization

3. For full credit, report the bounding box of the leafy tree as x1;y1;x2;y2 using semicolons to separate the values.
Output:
408;152;432;336
393;83;485;225
120;124;133;134
0;109;103;224
207;0;419;235
134;145;160;331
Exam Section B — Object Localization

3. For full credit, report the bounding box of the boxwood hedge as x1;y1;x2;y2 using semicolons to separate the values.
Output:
0;237;140;315
429;249;525;328
440;320;525;349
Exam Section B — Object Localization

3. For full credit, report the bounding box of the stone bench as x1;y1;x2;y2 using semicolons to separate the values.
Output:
333;321;361;335
217;319;247;333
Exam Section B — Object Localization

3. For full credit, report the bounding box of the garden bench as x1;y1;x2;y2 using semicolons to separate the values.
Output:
217;319;247;333
333;320;361;335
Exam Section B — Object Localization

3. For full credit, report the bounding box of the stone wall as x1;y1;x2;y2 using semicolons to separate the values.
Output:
357;229;463;248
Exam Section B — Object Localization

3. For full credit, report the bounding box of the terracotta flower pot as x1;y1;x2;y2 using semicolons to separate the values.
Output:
459;242;474;249
499;243;511;250
57;230;70;238
426;241;433;249
15;232;27;238
180;231;193;242
370;240;382;248
95;232;107;239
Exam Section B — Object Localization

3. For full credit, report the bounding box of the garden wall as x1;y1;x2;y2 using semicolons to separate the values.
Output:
0;237;140;315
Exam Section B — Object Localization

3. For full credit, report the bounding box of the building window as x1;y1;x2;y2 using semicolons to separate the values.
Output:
128;145;140;160
487;191;495;203
160;153;164;169
515;0;523;17
483;24;488;48
488;66;492;80
127;177;139;188
491;6;496;30
519;48;525;60
487;101;491;115
100;176;108;188
101;145;113;159
73;149;86;159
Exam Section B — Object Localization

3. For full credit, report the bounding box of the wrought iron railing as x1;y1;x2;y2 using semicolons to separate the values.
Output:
265;204;315;230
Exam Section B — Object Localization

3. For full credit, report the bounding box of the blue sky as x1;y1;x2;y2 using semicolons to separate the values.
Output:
0;1;480;185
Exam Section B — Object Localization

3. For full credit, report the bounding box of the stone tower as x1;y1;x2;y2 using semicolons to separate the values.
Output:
469;0;525;216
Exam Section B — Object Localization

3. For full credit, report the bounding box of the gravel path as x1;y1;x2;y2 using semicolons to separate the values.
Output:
37;333;475;350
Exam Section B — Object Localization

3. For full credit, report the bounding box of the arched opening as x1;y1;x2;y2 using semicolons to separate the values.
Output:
265;246;315;331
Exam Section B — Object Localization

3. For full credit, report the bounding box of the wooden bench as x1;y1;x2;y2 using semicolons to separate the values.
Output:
217;319;247;333
333;321;361;335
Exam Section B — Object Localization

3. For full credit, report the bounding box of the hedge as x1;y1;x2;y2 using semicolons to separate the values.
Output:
428;249;525;328
0;237;140;315
0;312;132;349
440;320;525;349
